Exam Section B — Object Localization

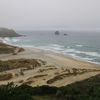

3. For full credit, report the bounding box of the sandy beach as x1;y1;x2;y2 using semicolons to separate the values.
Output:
0;47;100;87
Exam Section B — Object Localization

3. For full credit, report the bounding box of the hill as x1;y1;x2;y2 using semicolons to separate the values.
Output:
0;28;21;37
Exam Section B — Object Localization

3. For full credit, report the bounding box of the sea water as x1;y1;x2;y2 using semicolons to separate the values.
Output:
3;30;100;64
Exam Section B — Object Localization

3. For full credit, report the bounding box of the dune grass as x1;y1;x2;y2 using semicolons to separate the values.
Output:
0;59;46;72
0;43;24;54
0;73;13;81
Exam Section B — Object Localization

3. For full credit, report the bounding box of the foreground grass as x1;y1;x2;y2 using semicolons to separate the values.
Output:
33;95;54;100
0;74;100;100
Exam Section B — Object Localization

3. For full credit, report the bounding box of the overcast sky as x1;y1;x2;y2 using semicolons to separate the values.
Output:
0;0;100;30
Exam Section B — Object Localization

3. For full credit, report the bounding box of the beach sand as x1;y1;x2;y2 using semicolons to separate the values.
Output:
0;47;100;87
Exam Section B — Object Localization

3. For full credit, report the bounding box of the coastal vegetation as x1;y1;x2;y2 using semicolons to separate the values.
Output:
0;59;45;72
46;68;100;84
0;74;100;100
0;73;13;81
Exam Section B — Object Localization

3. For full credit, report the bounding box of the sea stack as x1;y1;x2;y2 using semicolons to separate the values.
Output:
64;33;68;36
55;31;60;35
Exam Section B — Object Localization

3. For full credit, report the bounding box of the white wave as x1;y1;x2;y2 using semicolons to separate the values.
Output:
38;45;99;62
82;57;94;61
64;52;95;61
64;49;76;53
38;47;61;53
80;57;100;65
38;44;100;58
4;37;10;41
75;51;100;57
64;48;100;58
68;53;78;57
76;44;83;47
11;38;19;42
3;37;20;43
38;44;64;51
49;44;64;48
19;45;35;48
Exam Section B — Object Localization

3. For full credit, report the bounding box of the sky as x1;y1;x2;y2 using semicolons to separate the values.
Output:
0;0;100;30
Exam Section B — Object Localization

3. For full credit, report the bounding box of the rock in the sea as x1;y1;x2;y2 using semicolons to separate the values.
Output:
64;33;68;36
0;28;21;37
55;31;60;35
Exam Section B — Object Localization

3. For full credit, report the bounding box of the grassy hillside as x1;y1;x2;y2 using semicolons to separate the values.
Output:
0;43;16;54
0;43;24;54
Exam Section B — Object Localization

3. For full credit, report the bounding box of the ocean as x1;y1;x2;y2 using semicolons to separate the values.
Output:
3;30;100;64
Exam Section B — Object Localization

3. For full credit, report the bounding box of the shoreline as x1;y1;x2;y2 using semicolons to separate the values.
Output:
0;42;100;86
25;46;100;67
9;45;100;66
1;37;100;65
0;43;100;69
33;46;100;66
1;39;100;66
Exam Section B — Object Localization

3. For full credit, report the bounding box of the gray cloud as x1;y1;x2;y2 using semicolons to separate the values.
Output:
0;0;100;30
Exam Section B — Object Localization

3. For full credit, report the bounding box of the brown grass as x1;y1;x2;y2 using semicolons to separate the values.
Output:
0;59;45;72
0;73;13;81
18;80;24;83
38;67;57;73
27;74;48;81
22;80;35;85
47;68;100;84
33;74;48;78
